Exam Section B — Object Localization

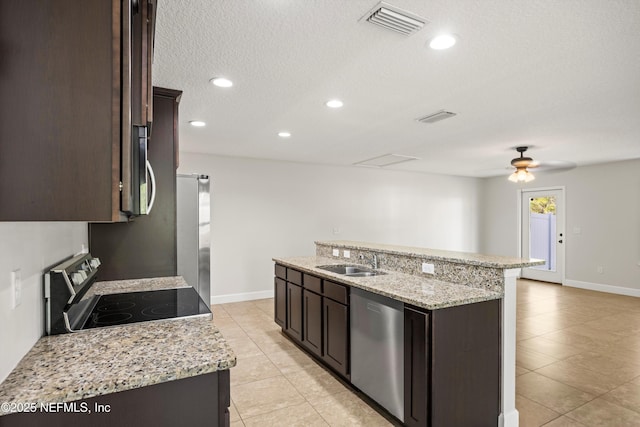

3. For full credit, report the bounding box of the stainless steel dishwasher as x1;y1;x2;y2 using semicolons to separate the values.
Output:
350;287;404;422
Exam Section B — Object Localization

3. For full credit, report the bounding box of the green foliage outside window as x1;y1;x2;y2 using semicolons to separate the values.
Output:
529;196;556;214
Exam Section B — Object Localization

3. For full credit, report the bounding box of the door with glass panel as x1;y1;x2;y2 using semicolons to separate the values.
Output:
520;188;564;283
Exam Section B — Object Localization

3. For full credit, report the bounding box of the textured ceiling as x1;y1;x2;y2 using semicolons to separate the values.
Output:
153;0;640;177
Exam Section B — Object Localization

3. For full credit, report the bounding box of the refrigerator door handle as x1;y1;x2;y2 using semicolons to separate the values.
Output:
146;160;157;214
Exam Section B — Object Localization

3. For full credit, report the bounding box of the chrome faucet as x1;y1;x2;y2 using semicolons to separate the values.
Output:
359;253;379;269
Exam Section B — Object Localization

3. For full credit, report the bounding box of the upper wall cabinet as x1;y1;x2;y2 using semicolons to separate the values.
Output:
0;0;156;221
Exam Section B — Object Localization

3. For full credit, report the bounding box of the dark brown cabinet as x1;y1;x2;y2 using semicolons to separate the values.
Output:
274;263;500;425
274;277;287;328
1;371;230;427
286;282;303;342
88;88;182;281
274;265;350;380
323;297;349;377
404;307;430;427
404;300;501;427
302;289;323;357
0;0;156;221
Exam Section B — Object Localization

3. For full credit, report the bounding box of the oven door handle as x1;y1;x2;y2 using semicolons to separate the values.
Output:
146;160;157;214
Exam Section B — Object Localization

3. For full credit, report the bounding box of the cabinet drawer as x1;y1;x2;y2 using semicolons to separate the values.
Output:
323;280;348;304
303;274;322;294
287;268;302;286
275;264;287;280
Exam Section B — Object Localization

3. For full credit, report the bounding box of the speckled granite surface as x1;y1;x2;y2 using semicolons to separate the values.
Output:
316;240;543;269
0;277;236;416
316;240;544;293
273;256;503;310
83;276;190;300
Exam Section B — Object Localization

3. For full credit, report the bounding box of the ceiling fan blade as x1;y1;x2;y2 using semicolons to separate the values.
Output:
533;160;577;173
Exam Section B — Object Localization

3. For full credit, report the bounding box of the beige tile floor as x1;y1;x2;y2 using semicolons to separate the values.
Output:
213;279;640;426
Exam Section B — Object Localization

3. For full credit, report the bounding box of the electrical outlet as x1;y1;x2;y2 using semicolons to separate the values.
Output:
332;227;340;235
11;269;21;309
596;266;604;274
573;226;581;234
422;263;435;274
332;248;339;257
343;250;351;258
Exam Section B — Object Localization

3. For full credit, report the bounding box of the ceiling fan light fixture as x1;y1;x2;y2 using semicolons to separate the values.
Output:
508;168;535;183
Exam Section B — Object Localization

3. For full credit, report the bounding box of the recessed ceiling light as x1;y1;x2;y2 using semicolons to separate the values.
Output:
429;34;457;50
278;131;291;138
210;77;233;88
189;120;206;127
326;99;344;108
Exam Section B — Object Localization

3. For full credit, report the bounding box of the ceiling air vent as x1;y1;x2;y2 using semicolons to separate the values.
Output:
354;154;419;168
416;110;457;124
360;2;428;36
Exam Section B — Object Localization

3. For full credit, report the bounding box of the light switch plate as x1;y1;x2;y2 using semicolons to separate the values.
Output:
332;249;339;257
422;263;435;274
343;250;351;258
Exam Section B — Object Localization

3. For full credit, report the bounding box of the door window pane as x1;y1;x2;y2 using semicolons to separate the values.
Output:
529;196;556;271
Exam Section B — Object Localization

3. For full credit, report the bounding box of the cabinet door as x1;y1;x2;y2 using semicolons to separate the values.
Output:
323;298;349;378
286;283;303;342
404;306;430;427
274;278;286;328
0;0;120;221
302;290;323;357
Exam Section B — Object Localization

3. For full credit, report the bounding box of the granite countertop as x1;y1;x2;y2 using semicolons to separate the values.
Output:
274;256;504;310
316;240;543;269
0;277;236;416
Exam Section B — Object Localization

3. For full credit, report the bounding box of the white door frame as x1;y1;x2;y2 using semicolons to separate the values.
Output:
517;186;566;284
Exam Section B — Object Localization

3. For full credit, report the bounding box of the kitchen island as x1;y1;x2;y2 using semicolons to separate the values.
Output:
274;240;542;427
0;277;236;427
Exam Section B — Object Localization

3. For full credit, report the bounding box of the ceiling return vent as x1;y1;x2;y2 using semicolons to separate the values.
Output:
354;154;419;168
360;2;428;36
416;110;457;124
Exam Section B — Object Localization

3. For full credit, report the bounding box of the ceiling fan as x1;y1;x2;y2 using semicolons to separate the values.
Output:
508;146;576;183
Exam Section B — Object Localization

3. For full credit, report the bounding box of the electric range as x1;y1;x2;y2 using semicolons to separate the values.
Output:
45;253;211;335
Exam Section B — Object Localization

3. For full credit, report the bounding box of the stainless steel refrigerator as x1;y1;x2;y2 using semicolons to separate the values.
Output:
176;174;211;304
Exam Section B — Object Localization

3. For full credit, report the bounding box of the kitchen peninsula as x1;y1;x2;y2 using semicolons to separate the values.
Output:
274;240;543;427
0;277;236;427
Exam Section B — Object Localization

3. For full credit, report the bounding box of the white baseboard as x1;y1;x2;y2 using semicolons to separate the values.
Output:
498;409;519;427
564;279;640;298
211;289;274;305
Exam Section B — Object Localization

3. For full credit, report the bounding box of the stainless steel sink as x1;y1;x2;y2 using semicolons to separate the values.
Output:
316;265;385;277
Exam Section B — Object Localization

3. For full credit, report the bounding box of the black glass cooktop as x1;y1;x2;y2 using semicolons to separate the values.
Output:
81;288;211;330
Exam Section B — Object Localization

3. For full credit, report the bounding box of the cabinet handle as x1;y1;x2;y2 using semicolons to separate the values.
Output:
146;160;157;214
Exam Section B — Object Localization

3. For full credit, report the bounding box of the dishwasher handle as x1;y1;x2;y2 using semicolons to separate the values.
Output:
366;302;382;314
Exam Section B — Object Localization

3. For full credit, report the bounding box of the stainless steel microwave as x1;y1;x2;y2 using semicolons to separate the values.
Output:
121;125;156;217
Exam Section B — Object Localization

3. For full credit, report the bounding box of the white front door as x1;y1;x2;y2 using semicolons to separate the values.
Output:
520;188;565;283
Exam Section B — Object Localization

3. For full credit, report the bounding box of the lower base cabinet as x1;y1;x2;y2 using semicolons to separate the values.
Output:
1;371;230;427
286;282;303;341
323;297;349;377
404;306;429;426
274;265;350;380
404;299;501;427
274;277;286;328
274;264;500;427
302;289;323;357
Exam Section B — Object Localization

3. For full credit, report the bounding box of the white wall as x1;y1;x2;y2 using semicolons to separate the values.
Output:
0;222;87;383
178;153;482;303
480;159;640;294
